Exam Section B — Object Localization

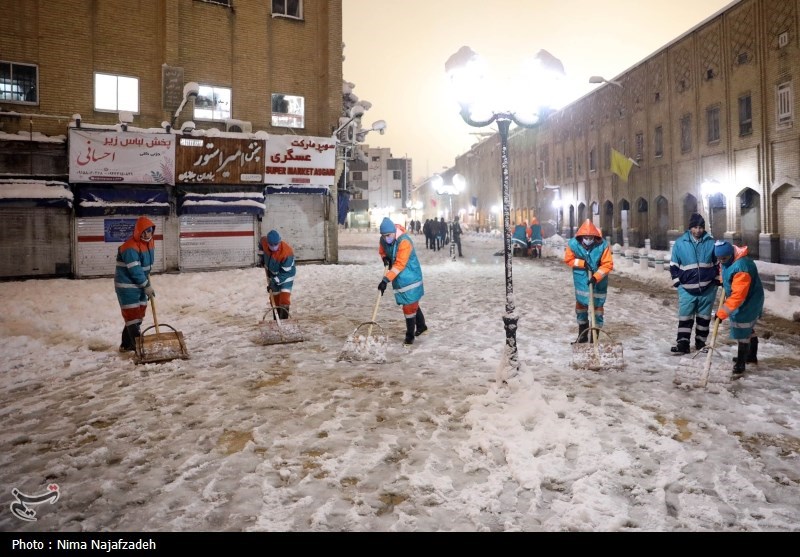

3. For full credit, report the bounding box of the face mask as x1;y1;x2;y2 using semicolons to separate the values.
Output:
384;236;395;245
268;244;279;252
581;237;594;248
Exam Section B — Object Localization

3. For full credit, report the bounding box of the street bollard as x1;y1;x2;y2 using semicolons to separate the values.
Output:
640;249;649;270
775;274;790;301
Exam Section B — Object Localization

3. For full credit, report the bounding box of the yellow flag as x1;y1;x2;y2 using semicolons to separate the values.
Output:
611;148;634;182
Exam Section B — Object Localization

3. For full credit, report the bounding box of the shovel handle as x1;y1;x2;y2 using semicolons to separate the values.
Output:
149;293;160;335
588;281;600;360
700;290;727;387
367;290;383;338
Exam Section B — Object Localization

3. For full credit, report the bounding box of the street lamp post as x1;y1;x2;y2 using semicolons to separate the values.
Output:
446;46;565;374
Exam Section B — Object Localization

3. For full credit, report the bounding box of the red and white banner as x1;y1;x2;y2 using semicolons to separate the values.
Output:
264;135;336;187
69;130;176;185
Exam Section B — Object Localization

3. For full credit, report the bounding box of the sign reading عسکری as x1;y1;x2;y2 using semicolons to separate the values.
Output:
264;135;336;187
69;130;176;185
175;136;266;184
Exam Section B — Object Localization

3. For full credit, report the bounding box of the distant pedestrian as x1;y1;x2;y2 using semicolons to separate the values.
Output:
563;220;614;343
529;217;543;258
451;216;463;257
377;217;427;345
114;216;156;352
669;213;719;354
714;240;764;376
258;229;296;319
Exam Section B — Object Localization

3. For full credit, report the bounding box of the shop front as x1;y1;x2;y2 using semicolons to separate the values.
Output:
175;135;267;271
68;128;177;278
264;135;336;262
0;180;73;279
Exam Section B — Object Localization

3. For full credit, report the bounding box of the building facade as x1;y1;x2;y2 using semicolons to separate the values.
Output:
453;0;800;264
0;0;343;278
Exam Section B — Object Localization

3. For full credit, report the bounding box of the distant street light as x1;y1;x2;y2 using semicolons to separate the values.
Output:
589;75;623;88
446;45;566;375
432;173;466;260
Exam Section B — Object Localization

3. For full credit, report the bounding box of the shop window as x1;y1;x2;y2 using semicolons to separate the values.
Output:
0;61;38;104
654;125;663;157
94;72;139;113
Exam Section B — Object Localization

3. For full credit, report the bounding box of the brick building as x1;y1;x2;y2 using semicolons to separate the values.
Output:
453;0;799;264
0;0;343;277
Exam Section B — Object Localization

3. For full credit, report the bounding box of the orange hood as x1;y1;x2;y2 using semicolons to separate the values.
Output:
575;219;602;238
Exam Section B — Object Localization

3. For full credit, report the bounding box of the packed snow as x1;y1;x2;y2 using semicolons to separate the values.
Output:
1;230;799;532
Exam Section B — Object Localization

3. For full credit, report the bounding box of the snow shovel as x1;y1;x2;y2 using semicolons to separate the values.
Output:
134;295;189;364
673;291;731;389
571;281;624;371
254;290;305;345
337;290;389;363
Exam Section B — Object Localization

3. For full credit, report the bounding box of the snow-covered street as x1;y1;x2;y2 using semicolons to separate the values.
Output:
1;231;799;532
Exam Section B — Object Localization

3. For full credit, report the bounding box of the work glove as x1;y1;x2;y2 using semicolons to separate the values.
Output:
672;280;680;288
144;285;155;299
716;308;728;321
382;256;391;267
588;275;597;286
267;285;273;294
378;277;388;295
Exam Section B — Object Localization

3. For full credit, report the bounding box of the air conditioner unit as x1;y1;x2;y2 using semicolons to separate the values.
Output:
225;119;252;133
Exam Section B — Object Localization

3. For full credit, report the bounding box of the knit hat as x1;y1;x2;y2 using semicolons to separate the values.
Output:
688;213;705;229
379;217;395;234
714;240;733;259
266;230;281;245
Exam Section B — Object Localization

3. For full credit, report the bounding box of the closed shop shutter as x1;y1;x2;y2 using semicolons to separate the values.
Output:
75;216;166;278
179;214;258;271
0;208;72;278
263;190;326;261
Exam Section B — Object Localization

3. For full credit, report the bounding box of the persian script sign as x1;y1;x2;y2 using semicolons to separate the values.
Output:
175;136;266;185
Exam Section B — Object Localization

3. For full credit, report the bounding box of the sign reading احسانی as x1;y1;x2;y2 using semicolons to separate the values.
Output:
68;129;176;185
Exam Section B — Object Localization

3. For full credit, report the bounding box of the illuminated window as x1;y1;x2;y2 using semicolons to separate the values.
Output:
272;0;302;19
271;93;304;128
94;72;139;112
194;84;231;121
0;61;38;104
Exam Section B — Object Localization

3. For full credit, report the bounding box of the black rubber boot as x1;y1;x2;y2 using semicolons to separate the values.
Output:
671;341;690;355
120;324;139;352
414;308;428;337
577;323;589;343
732;341;749;375
733;337;758;364
278;306;290;320
404;318;415;346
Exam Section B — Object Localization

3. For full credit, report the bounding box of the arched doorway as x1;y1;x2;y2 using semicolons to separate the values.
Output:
632;197;649;248
654;196;669;250
577;202;587;225
619;199;630;246
707;192;726;241
737;187;760;258
602;200;615;244
772;182;800;264
682;194;699;232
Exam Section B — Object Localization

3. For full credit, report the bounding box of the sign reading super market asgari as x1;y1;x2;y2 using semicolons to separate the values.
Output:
69;129;176;185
